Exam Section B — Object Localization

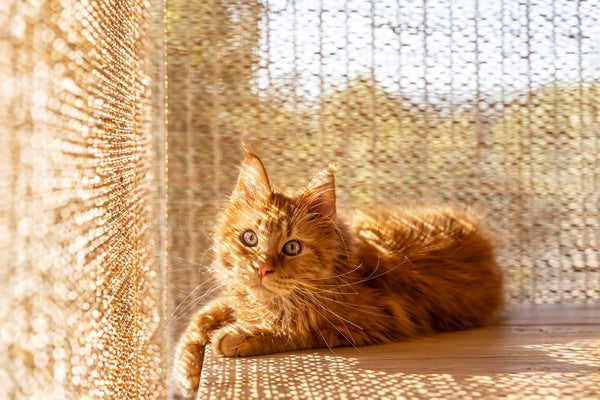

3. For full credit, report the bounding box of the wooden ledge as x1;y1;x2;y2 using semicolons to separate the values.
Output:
197;304;600;399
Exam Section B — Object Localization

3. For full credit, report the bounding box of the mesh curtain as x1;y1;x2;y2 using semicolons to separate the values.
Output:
0;0;165;398
1;0;599;399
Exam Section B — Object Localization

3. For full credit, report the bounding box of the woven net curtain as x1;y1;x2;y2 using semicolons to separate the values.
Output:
1;0;599;399
0;0;166;398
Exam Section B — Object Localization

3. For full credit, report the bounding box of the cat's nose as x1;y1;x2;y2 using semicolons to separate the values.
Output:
254;263;273;278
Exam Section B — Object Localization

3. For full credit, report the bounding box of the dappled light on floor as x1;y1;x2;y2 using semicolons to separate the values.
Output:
198;305;599;399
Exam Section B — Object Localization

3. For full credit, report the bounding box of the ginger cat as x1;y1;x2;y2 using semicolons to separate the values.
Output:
174;145;502;396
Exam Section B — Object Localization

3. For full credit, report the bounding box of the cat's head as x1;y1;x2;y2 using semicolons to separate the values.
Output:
213;145;343;301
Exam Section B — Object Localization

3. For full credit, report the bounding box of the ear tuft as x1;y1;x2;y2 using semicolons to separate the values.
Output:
300;163;336;219
231;144;271;202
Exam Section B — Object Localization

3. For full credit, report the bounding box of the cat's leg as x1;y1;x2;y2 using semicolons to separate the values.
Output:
211;323;309;357
210;315;398;357
174;300;234;396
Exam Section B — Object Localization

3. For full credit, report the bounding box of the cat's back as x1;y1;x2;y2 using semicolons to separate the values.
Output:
343;204;500;281
343;204;503;330
345;204;487;255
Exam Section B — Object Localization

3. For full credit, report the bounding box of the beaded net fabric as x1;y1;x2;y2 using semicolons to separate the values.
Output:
1;0;599;399
1;0;165;398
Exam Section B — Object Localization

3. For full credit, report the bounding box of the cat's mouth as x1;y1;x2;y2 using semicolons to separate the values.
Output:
248;279;280;300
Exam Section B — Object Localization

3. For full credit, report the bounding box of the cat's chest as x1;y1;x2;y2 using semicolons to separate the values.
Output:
234;296;315;328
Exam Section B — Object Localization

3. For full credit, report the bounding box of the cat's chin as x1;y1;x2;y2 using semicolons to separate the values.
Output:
248;284;278;301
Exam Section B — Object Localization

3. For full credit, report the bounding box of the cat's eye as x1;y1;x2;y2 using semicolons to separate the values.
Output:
241;230;258;247
282;239;303;256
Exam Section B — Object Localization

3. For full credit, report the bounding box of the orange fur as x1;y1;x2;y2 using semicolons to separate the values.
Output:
174;146;503;396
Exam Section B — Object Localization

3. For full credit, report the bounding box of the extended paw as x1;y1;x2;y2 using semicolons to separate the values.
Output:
212;326;248;356
212;325;261;357
174;341;205;396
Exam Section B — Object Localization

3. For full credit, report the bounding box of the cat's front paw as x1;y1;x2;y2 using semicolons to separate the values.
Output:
211;325;259;357
174;341;205;396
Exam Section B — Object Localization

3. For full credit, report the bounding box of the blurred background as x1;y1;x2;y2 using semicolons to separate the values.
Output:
1;0;599;398
167;0;599;317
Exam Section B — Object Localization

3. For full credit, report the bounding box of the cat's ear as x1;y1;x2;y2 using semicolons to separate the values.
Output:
231;144;271;202
300;163;336;219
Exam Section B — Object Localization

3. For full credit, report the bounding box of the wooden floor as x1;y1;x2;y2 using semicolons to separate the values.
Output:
197;304;599;399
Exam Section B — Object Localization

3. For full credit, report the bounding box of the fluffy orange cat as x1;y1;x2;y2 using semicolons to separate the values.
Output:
174;145;502;396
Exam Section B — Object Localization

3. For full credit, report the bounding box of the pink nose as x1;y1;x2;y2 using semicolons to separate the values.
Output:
255;263;273;278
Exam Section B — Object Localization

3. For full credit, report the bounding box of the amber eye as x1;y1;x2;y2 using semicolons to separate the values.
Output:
282;239;303;256
241;230;258;247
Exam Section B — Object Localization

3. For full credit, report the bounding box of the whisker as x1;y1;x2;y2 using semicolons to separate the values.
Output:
153;280;229;343
293;281;391;318
291;287;365;346
286;293;333;350
290;292;356;350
